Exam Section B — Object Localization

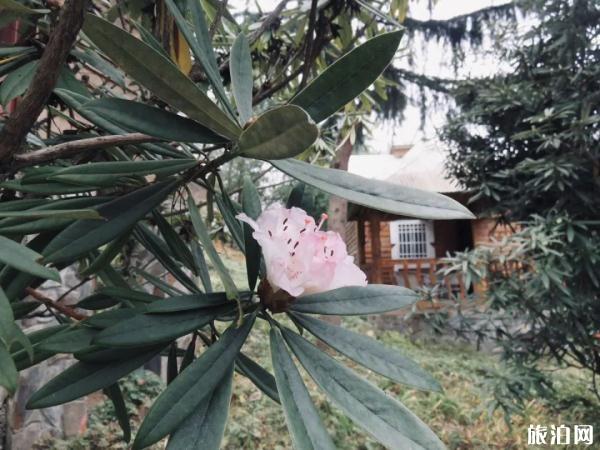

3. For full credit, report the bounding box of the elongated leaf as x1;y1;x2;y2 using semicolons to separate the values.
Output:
83;98;225;143
271;158;474;219
0;180;96;194
165;0;235;118
105;383;131;443
191;241;213;293
188;195;238;299
80;231;132;276
72;48;126;87
282;328;445;450
166;363;234;450
0;345;17;395
134;224;199;293
291;31;402;123
132;316;255;449
215;192;244;251
239;106;318;160
0;287;15;346
94;305;232;347
270;328;335;450
290;313;441;392
39;327;98;353
133;267;185;297
290;285;418;315
145;293;229;314
50;159;197;177
241;176;262;290
0;236;60;282
0;59;37;106
230;33;253;125
152;211;197;274
0;209;100;219
236;352;279;403
43;180;177;264
83;14;240;140
27;346;163;409
0;0;47;14
78;287;160;310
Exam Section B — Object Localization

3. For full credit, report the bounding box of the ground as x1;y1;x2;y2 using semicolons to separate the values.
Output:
42;246;600;449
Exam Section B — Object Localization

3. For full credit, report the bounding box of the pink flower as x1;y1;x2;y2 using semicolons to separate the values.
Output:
237;203;367;297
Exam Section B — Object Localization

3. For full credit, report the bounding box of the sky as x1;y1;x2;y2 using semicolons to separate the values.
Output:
231;0;506;153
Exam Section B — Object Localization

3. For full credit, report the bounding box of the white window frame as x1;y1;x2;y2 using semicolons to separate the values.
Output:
389;219;435;259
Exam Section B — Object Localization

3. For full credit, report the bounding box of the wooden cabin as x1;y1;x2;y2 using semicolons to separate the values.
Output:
345;140;514;303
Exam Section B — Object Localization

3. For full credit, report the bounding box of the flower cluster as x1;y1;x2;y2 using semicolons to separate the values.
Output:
237;203;367;297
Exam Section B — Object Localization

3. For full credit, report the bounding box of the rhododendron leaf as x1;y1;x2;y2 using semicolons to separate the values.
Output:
144;293;230;314
152;211;197;275
133;224;200;294
166;363;234;450
230;33;254;125
0;346;17;395
94;305;233;347
236;352;280;404
27;346;163;409
132;316;255;449
242;176;262;290
291;31;403;123
0;236;60;282
215;193;245;252
271;158;475;219
281;327;445;450
164;0;236;118
39;327;98;353
83;14;240;140
82;98;226;143
188;194;239;299
104;383;131;443
290;313;441;392
270;328;336;450
239;105;319;160
191;241;213;293
42;180;178;264
289;285;418;315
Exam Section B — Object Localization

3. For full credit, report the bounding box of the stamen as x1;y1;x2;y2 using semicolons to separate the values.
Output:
283;218;288;225
291;252;295;256
317;213;328;231
300;228;306;233
268;230;272;237
287;238;292;244
294;241;299;249
283;225;288;231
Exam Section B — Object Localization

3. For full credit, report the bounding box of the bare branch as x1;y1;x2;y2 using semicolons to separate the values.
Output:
248;0;290;46
14;133;161;165
0;0;88;163
25;287;86;321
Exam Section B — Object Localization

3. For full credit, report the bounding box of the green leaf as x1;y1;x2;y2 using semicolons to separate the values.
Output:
39;327;98;353
78;287;160;310
0;0;47;14
165;0;235;118
270;328;335;450
80;232;132;276
281;327;445;450
0;345;17;395
191;241;213;293
144;293;229;314
230;33;253;125
104;383;131;443
241;176;262;290
72;48;126;87
236;352;279;403
214;193;245;252
94;306;232;347
291;31;403;123
271;158;475;219
0;287;16;346
286;183;306;209
166;363;234;450
0;180;96;195
239;106;318;160
290;313;441;392
0;236;60;282
27;346;163;409
82;98;226;143
0;59;37;106
153;212;196;272
50;159;197;177
43;180;177;264
290;285;418;315
134;224;200;293
132;316;255;449
83;14;241;140
0;209;101;220
188;194;238;299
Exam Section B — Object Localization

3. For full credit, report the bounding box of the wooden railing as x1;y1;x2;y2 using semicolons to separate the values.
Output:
362;258;468;302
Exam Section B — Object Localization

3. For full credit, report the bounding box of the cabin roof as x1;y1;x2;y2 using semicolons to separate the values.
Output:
348;139;463;194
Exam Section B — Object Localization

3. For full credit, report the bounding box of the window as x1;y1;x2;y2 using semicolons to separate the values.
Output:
390;220;435;259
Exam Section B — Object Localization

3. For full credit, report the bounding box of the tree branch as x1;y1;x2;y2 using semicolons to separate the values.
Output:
25;287;86;321
0;0;88;163
248;0;290;46
14;133;161;165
